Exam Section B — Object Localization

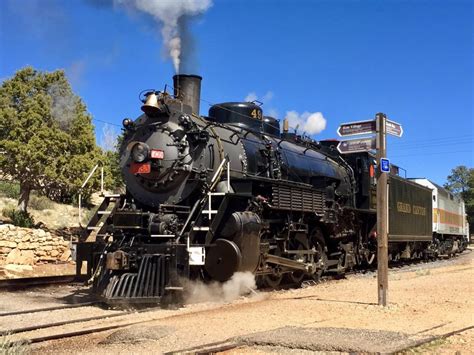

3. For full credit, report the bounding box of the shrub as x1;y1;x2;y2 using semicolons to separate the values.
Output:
29;195;55;210
2;207;35;228
0;333;28;355
0;181;20;199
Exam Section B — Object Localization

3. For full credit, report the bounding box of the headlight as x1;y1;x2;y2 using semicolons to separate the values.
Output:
131;143;149;163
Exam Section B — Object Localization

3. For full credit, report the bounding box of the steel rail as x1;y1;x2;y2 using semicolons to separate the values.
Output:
0;275;76;289
0;309;137;336
0;302;97;317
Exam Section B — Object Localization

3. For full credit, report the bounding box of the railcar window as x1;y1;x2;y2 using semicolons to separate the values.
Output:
433;195;436;202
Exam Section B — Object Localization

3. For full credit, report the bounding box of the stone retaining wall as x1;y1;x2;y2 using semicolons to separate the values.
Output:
0;224;72;266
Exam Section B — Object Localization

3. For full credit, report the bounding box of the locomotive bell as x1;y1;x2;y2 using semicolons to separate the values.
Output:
141;91;161;116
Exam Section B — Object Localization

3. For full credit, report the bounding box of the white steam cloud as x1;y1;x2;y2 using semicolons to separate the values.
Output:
114;0;212;72
47;83;79;131
100;123;119;152
244;91;278;117
184;272;257;304
244;92;258;102
244;90;273;103
286;110;327;135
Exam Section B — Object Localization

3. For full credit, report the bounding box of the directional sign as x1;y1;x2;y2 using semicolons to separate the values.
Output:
386;120;403;137
337;120;376;137
337;137;376;154
380;158;390;173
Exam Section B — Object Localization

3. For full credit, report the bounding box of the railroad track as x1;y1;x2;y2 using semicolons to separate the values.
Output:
1;250;470;350
0;275;77;290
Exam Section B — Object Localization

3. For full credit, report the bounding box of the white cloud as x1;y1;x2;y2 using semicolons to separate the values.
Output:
285;110;327;135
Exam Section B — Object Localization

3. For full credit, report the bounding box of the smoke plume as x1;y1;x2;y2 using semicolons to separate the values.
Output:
114;0;212;72
47;83;79;131
184;272;257;304
286;110;327;135
100;123;120;152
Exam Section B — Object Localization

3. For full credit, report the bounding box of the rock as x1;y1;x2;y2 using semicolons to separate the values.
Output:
21;234;31;242
50;249;59;257
18;242;39;250
35;250;46;256
0;247;12;254
40;246;53;251
17;243;30;250
0;241;17;248
60;249;71;262
100;325;174;345
38;256;56;262
6;249;35;265
3;264;33;273
36;229;46;237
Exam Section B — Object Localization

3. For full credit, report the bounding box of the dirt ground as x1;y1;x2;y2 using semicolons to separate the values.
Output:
7;249;474;354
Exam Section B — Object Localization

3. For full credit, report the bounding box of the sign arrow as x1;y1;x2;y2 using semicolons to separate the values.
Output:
386;119;403;137
337;120;376;137
337;137;376;154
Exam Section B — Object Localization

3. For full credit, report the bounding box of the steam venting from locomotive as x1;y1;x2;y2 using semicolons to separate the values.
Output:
114;0;213;72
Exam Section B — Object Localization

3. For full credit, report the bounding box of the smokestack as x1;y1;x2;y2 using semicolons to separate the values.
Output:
173;74;202;115
283;118;289;133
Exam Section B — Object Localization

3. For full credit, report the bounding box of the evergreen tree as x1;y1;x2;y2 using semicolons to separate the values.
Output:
444;165;474;226
0;67;103;211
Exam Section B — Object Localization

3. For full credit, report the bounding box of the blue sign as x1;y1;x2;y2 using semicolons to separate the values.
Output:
381;158;390;173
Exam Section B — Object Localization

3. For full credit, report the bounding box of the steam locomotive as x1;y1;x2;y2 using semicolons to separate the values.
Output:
76;74;469;304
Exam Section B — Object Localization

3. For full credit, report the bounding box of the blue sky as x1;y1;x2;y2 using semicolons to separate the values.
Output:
1;0;472;185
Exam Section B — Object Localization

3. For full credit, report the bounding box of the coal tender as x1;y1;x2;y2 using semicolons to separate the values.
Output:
76;74;468;304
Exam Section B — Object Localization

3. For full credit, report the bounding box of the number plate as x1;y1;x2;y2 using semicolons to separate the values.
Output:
130;162;151;174
150;149;164;159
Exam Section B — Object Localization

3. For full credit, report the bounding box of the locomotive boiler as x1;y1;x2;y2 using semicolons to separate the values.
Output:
76;74;468;304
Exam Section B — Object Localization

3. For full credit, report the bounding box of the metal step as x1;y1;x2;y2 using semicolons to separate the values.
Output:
103;194;121;198
87;226;101;231
202;210;218;214
98;211;111;215
192;226;210;231
209;192;226;196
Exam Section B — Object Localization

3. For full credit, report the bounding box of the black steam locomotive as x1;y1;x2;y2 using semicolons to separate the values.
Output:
76;74;468;304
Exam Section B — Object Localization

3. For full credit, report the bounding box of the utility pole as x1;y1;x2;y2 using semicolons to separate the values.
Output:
376;112;388;306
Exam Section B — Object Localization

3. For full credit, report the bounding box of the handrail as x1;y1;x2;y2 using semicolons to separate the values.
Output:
78;164;105;227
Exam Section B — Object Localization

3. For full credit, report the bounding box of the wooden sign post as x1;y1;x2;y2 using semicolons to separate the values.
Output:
338;113;402;306
376;112;389;306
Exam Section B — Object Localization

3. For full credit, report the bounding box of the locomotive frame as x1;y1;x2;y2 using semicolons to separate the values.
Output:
75;74;469;304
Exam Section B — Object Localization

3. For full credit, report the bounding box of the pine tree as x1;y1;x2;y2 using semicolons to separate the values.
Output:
0;67;103;211
444;165;474;226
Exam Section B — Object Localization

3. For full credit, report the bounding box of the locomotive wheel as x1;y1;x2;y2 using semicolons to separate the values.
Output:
262;246;283;288
284;242;306;285
263;273;283;288
310;228;327;282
